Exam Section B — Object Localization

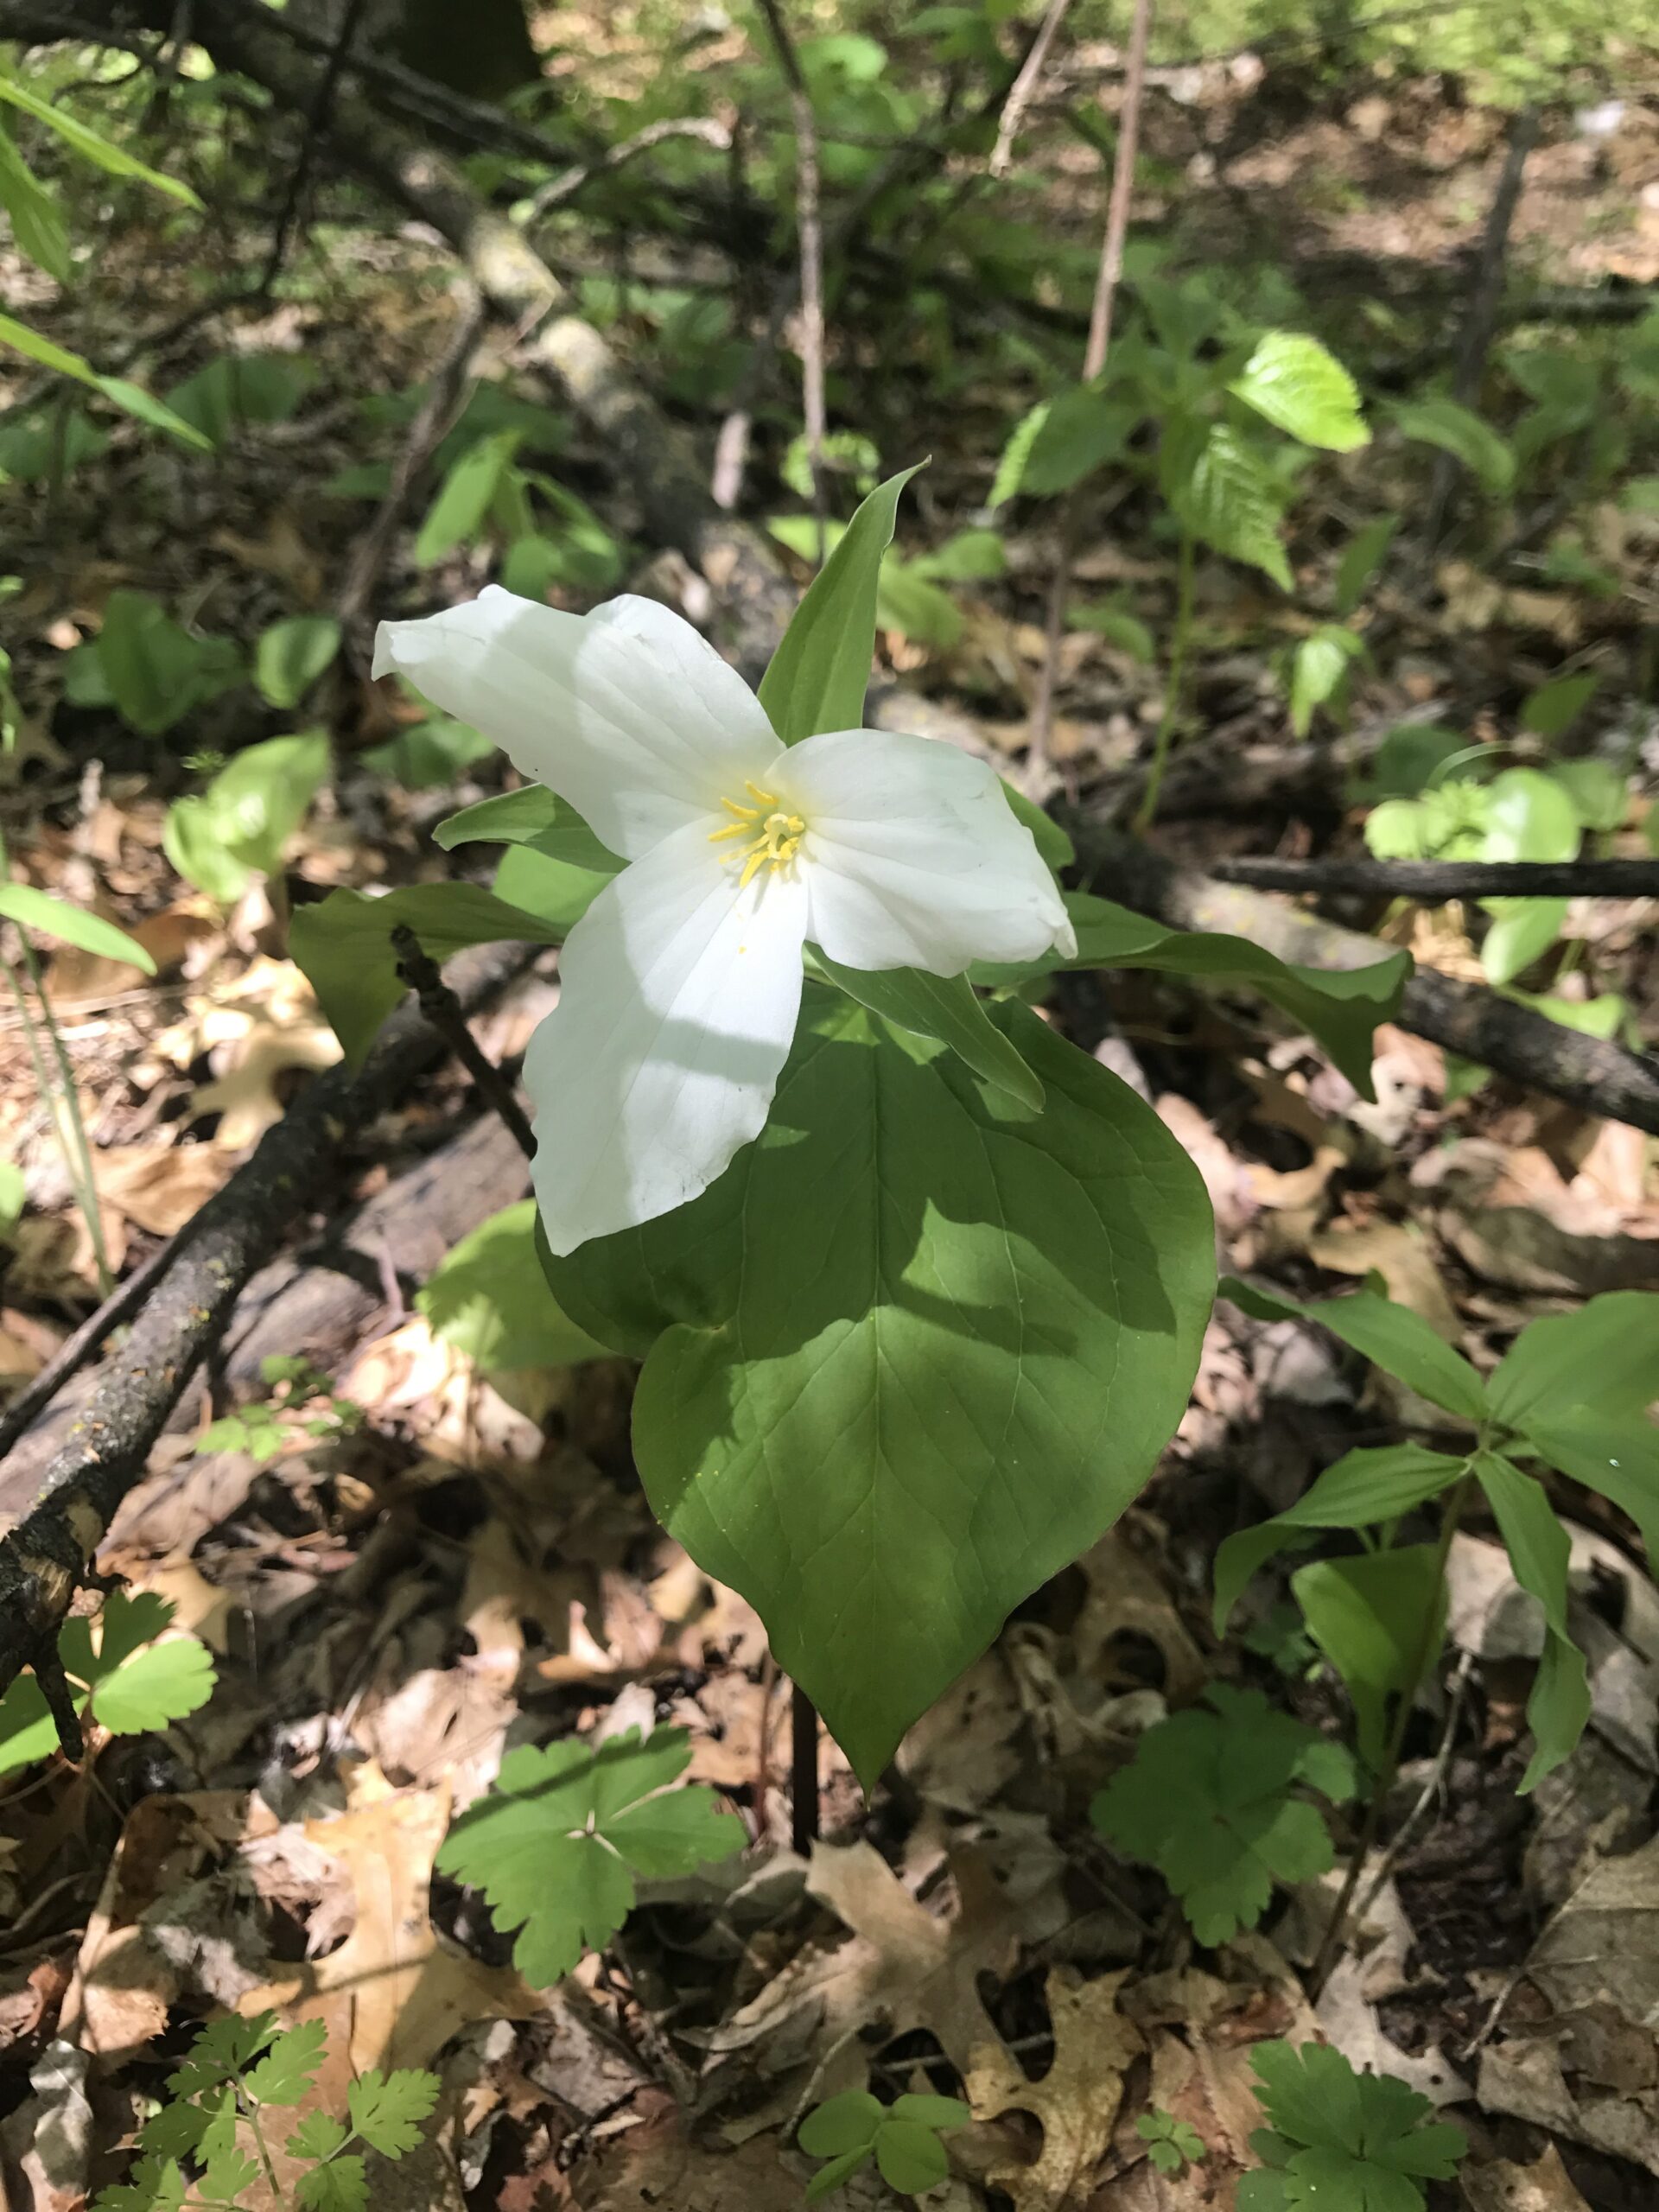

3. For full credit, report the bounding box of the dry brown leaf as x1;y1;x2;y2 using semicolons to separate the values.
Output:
967;1967;1141;2210
1303;1218;1461;1341
569;2107;806;2211
1461;2145;1594;2212
92;1141;230;1236
238;1763;537;2074
44;898;220;1002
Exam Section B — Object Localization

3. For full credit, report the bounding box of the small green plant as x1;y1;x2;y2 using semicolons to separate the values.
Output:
435;1726;746;1984
1217;1282;1659;1791
413;425;625;594
0;1592;216;1777
1237;2041;1465;2211
163;733;332;904
798;2091;970;2202
1090;1684;1357;1945
196;1355;364;1464
1135;2107;1205;2175
92;2012;439;2211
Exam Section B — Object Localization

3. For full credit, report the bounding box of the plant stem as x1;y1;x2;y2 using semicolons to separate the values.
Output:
1134;528;1195;835
239;2079;283;2196
791;1681;820;1855
1308;1470;1471;1998
3;954;112;1295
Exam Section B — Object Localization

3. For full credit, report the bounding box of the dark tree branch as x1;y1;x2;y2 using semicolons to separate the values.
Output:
258;0;366;293
1073;826;1659;1136
391;925;536;1161
0;942;536;1710
1207;855;1659;900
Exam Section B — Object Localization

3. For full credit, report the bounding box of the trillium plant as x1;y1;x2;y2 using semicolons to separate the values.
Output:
303;471;1407;1785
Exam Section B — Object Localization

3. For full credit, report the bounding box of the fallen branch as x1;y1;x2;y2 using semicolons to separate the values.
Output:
0;940;537;1706
1207;855;1659;900
1073;826;1659;1136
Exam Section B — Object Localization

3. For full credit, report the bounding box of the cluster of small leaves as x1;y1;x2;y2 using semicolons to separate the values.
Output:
798;2091;970;2201
197;1355;364;1464
1217;1283;1659;1789
0;1592;215;1777
1135;2107;1206;2176
435;1726;746;1984
1090;1685;1357;1945
1238;2042;1465;2211
93;2012;438;2212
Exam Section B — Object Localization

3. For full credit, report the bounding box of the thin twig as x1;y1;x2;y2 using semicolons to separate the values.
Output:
524;117;733;220
391;926;536;1161
755;0;828;560
1208;855;1659;900
258;0;368;295
1352;1648;1474;1932
989;0;1074;175
1026;0;1154;791
1310;1476;1471;1998
791;1681;820;1854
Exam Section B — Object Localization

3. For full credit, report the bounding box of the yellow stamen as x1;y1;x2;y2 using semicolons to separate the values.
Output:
746;781;779;804
711;789;808;883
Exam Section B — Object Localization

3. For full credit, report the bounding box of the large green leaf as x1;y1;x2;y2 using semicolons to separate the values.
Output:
0;884;156;972
543;991;1213;1785
0;66;201;204
1170;423;1293;589
0;315;209;448
1488;1292;1659;1429
290;883;561;1067
814;954;1043;1110
1293;1544;1446;1772
0;124;69;279
1222;1278;1488;1421
758;465;922;744
1522;1411;1659;1572
1212;1442;1465;1631
1474;1452;1589;1790
418;1200;606;1370
1229;332;1370;453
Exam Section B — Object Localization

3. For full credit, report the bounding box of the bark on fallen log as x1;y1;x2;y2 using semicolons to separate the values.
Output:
1208;855;1659;900
0;942;536;1700
1077;828;1659;1136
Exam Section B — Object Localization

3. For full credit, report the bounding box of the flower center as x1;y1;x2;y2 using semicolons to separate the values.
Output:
709;781;807;888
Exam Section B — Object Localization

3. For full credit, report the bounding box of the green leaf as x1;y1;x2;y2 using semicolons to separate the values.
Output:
1548;758;1625;835
435;1727;743;1985
1474;1452;1589;1789
989;399;1051;507
254;616;341;709
1171;423;1293;589
1091;1685;1355;1945
759;465;923;744
874;2118;950;2193
889;2095;971;2133
167;2012;278;2100
804;2146;873;2202
242;2018;327;2107
1069;601;1155;661
1480;897;1565;988
491;842;616;935
1293;1545;1446;1772
0;1158;25;1239
165;733;331;902
1020;387;1137;495
0;125;69;280
1213;1443;1465;1631
0;67;201;204
1021;892;1411;1103
0;884;156;973
911;528;1006;583
1520;671;1599;742
138;2097;222;2163
63;1587;171;1682
1488;1292;1659;1429
544;994;1213;1786
1221;1277;1488;1421
1522;1413;1659;1573
1247;2042;1465;2210
289;883;562;1068
1335;515;1397;618
166;353;309;446
1484;771;1579;867
416;430;521;563
0;1673;66;1777
296;2159;368;2212
363;715;495;791
1289;625;1364;739
346;2069;439;2157
0;315;209;448
92;2156;189;2212
1229;332;1370;453
97;590;244;738
815;955;1044;1109
86;1637;214;1736
418;1200;607;1370
433;787;560;849
799;2093;883;2158
1394;397;1515;496
285;2113;349;2162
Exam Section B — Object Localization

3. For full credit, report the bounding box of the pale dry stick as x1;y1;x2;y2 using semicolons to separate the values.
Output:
524;116;733;220
1025;0;1154;793
754;0;828;562
989;0;1075;176
1351;1648;1474;1934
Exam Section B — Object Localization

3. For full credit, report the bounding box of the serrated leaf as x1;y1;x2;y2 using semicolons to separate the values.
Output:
242;2018;327;2106
346;2069;439;2157
92;2156;189;2212
1091;1687;1353;1944
296;2157;369;2212
1247;2042;1466;2210
86;1636;214;1737
436;1727;743;1984
164;732;331;901
199;2148;263;2203
167;2012;279;2100
1172;423;1293;589
285;2112;349;2162
137;2094;220;2161
1229;332;1370;452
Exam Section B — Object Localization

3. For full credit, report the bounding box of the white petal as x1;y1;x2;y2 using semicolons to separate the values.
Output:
787;728;1075;973
373;588;781;860
524;822;809;1252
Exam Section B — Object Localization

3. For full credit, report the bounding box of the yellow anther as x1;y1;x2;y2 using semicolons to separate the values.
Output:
713;790;808;883
708;820;753;843
746;781;779;804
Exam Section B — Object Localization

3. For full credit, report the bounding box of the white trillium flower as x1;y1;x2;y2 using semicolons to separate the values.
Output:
373;587;1075;1253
